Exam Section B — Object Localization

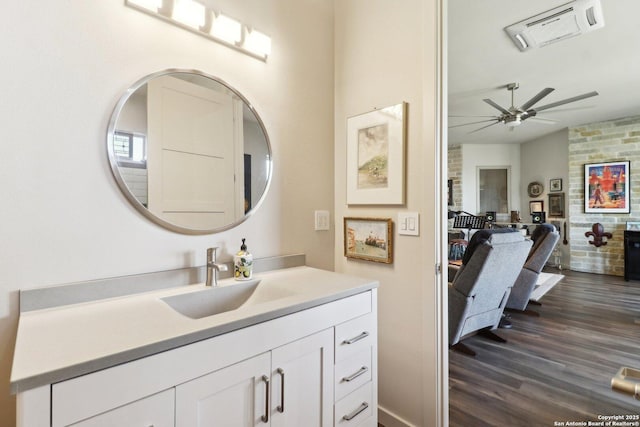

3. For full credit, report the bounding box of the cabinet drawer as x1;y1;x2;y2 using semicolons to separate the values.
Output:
335;313;374;362
335;347;372;401
334;382;373;427
68;389;174;427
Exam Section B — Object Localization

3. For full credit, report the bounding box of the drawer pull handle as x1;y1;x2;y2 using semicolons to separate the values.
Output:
261;375;270;423
342;331;369;345
276;368;285;413
611;367;640;399
342;402;369;421
342;366;369;382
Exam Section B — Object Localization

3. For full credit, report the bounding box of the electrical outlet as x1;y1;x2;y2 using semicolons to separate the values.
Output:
315;210;330;231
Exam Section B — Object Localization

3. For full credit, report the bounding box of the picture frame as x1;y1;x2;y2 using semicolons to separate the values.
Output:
548;192;565;217
584;161;630;213
626;221;640;231
529;200;543;215
346;102;407;205
344;217;393;263
550;178;562;192
527;181;544;198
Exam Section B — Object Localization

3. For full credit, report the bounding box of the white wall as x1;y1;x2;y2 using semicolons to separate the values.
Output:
461;143;521;216
335;1;442;425
520;129;570;267
0;1;335;424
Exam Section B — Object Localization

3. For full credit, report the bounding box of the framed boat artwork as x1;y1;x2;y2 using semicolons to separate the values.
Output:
343;217;393;263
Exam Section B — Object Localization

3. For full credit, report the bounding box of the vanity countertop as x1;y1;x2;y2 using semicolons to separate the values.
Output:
10;266;378;393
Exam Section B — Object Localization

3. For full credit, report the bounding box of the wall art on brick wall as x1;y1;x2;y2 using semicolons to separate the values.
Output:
584;160;630;213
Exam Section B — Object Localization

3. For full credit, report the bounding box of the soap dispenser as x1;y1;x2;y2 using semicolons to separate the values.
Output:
234;238;253;281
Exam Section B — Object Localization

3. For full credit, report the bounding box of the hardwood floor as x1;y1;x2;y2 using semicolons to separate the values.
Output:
449;268;640;426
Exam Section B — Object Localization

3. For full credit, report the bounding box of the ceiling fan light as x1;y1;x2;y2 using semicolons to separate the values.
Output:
505;116;522;127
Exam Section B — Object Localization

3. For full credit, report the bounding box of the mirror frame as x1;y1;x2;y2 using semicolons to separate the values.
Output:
107;68;272;235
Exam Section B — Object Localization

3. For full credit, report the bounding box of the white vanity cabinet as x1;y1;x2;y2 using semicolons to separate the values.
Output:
334;313;377;427
270;329;334;427
18;288;377;427
176;329;333;427
175;352;271;426
66;389;175;427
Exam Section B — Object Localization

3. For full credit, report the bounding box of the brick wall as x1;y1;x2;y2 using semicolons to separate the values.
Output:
448;145;462;209
568;115;640;276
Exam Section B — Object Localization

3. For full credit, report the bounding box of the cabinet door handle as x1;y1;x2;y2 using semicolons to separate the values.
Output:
342;366;369;382
276;368;285;413
342;402;369;421
611;367;640;399
342;331;369;345
261;375;270;423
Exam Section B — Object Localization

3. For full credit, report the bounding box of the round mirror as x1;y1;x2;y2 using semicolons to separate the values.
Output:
107;69;272;234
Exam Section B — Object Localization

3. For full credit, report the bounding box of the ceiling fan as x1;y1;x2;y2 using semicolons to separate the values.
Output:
450;83;598;133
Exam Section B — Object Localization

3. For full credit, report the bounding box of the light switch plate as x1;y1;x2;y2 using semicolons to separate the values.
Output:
315;210;330;231
398;212;419;236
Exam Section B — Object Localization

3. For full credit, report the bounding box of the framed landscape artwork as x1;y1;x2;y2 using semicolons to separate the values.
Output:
548;192;565;217
346;102;407;205
584;161;630;213
344;217;393;263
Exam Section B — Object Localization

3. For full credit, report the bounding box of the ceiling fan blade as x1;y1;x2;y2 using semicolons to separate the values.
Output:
449;115;498;118
469;121;501;134
535;105;595;114
534;91;599;112
483;98;510;115
449;119;498;129
520;87;554;111
527;117;558;124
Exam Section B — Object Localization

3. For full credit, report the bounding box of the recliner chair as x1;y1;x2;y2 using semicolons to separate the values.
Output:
505;223;560;314
448;228;532;356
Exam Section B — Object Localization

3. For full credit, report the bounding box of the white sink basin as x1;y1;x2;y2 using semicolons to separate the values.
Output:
162;279;296;319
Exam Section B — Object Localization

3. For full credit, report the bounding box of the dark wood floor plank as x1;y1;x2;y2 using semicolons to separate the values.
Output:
450;268;640;427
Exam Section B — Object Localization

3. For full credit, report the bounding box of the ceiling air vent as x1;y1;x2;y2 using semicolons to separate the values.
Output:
505;0;604;52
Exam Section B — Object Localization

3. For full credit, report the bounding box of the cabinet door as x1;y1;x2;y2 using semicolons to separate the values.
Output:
69;389;174;427
270;328;334;427
176;352;271;427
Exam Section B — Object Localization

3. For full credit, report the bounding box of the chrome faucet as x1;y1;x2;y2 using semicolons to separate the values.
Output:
206;247;229;287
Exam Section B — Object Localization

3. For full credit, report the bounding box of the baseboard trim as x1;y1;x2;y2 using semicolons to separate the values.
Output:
378;405;417;427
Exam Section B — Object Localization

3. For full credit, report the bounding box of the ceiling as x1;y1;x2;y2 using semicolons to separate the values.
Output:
448;0;640;145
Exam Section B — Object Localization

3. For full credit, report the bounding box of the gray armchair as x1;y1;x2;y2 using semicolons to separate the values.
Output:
449;229;532;356
505;223;560;313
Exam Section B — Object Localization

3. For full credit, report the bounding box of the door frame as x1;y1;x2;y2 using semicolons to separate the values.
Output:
433;0;449;425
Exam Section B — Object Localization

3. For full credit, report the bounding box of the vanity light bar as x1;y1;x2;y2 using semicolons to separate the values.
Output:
244;27;272;57
172;0;206;29
125;0;272;61
211;13;242;44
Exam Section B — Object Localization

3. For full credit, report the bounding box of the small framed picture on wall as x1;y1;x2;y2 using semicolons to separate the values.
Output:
344;217;393;263
550;178;562;192
529;200;544;214
548;193;565;217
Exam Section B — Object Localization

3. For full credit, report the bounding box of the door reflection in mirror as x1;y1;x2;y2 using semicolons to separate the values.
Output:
107;69;272;234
